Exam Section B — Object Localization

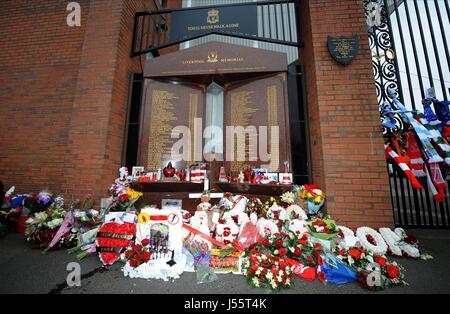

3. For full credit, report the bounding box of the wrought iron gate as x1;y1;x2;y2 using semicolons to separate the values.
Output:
365;0;450;228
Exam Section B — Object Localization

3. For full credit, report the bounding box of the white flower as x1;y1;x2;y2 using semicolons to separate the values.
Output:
255;268;261;275
266;272;273;280
252;277;260;287
285;278;291;286
347;256;354;265
281;192;296;204
367;255;374;263
270;280;277;289
47;218;63;229
279;270;284;276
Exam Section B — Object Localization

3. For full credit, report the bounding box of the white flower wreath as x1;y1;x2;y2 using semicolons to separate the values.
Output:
395;228;421;258
288;219;308;235
256;218;279;238
286;205;308;220
379;228;403;256
267;205;288;221
356;227;388;256
337;225;360;248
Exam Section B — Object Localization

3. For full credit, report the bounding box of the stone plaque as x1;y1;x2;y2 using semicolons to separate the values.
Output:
327;35;360;65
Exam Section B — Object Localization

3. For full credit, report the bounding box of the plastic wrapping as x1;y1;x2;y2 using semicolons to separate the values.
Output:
185;241;218;284
237;221;262;249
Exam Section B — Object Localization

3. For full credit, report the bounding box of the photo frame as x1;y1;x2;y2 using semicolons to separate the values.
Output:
278;173;293;185
132;166;145;178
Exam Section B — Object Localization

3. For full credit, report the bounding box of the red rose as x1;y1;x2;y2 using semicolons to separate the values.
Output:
294;247;302;257
306;256;314;263
271;268;279;275
386;265;400;279
317;255;324;266
141;238;150;246
318;271;326;283
129;260;137;268
125;251;134;259
298;239;307;246
338;249;345;256
142;252;151;261
276;239;283;247
314;243;322;250
251;264;259;272
348;248;362;260
250;249;257;255
375;256;387;267
279;248;287;256
263;239;270;248
323;227;330;234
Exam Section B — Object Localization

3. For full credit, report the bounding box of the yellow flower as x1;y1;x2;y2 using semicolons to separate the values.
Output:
314;196;322;204
127;189;143;200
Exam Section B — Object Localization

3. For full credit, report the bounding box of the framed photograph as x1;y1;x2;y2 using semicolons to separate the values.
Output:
266;172;279;182
278;173;293;184
132;166;145;178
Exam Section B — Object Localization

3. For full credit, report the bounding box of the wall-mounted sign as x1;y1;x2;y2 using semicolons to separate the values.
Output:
171;6;258;43
327;35;360;65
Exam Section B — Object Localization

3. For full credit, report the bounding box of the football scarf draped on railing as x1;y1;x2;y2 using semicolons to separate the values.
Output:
385;145;423;189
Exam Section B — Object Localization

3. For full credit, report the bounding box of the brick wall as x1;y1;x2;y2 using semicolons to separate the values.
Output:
0;0;90;194
299;0;393;228
0;0;178;203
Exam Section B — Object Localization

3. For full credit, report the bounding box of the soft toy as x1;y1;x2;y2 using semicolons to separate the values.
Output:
185;211;212;248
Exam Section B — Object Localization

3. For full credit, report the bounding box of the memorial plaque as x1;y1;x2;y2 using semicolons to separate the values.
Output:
327;35;360;65
224;74;290;173
139;80;204;170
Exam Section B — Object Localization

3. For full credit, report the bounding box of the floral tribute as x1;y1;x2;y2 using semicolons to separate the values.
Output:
242;251;294;293
307;218;339;240
109;185;143;212
0;173;424;293
332;244;407;290
124;239;151;268
24;196;75;249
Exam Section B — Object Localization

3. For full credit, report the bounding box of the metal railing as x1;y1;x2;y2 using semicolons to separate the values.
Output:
366;0;450;228
131;0;302;57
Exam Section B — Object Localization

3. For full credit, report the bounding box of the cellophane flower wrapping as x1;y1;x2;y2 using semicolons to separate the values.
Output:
319;253;358;284
185;240;218;284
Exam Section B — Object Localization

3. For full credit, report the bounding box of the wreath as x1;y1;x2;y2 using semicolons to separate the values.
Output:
356;227;388;256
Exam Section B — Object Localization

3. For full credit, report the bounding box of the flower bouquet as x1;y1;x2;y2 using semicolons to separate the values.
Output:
295;185;325;215
23;191;54;213
109;185;143;212
185;240;218;284
307;218;338;241
25;201;75;249
242;251;294;293
331;243;407;290
71;197;105;232
244;196;263;216
123;239;152;268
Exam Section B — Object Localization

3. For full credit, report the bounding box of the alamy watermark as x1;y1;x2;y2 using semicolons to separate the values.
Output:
170;119;280;164
66;2;81;27
66;262;81;287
